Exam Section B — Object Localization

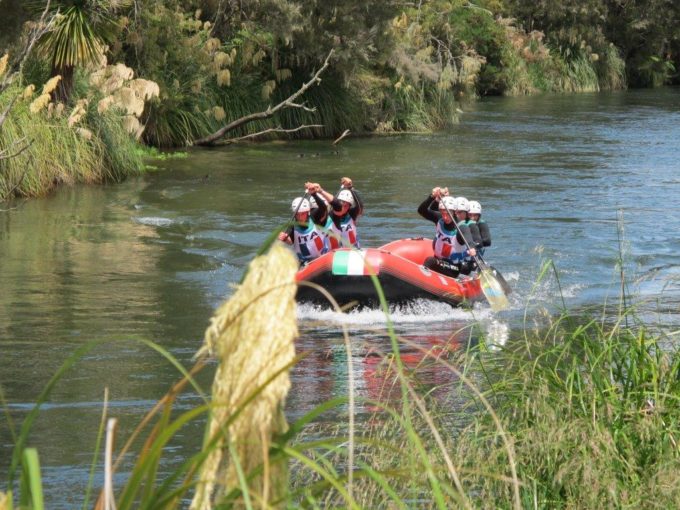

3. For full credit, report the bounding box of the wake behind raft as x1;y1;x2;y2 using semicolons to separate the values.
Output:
296;237;490;308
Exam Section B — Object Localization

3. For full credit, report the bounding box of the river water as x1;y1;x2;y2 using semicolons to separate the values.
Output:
1;87;679;506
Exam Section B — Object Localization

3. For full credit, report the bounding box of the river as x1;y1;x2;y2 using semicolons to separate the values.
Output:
1;87;679;506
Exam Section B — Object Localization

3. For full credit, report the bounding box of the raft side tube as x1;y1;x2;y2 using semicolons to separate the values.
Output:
296;245;483;307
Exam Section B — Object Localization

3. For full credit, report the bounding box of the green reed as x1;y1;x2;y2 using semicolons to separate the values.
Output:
454;307;680;508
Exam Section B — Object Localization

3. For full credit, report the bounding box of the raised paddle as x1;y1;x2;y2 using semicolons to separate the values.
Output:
439;199;510;312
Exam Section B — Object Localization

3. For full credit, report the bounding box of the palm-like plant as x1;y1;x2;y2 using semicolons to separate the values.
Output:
36;0;126;102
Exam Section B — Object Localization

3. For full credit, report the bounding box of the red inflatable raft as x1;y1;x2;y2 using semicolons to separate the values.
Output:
295;238;483;307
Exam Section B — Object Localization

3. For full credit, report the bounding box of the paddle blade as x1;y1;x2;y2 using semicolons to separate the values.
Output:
480;268;510;311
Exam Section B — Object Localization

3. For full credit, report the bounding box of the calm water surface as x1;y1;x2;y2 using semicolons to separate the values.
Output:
1;88;679;506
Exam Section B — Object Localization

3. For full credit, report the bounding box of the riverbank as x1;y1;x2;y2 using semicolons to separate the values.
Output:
2;0;678;199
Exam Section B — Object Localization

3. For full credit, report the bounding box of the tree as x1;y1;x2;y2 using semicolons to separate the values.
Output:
604;0;680;86
35;0;125;102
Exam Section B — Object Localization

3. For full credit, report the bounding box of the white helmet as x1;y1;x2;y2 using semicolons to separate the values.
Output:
454;196;469;212
468;200;482;214
336;189;355;206
438;196;456;212
291;197;311;213
308;195;327;210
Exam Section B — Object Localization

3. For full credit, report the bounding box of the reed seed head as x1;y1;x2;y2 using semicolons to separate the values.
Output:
191;243;298;509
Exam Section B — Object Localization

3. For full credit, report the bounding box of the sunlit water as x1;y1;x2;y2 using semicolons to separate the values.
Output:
1;88;680;506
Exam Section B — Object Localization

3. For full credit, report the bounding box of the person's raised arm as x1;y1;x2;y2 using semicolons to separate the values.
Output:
310;192;328;225
418;188;443;223
306;181;337;214
428;186;449;211
338;177;363;219
311;182;336;206
348;188;363;220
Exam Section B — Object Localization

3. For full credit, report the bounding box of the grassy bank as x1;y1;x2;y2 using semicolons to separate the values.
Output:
0;85;144;200
3;245;680;508
456;315;680;507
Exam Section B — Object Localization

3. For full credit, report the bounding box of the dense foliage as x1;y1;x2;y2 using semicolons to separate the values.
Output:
0;0;678;188
2;0;678;146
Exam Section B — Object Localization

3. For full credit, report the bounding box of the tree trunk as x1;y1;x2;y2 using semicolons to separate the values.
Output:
52;64;74;103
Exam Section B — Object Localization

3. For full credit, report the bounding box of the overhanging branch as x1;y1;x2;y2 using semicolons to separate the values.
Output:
222;124;324;144
193;50;334;146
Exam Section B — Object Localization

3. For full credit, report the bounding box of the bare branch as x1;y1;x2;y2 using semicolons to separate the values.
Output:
332;129;351;146
287;102;317;113
193;50;334;146
0;137;31;161
222;124;324;145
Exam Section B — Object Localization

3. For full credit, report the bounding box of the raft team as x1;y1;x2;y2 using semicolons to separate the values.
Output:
278;177;491;279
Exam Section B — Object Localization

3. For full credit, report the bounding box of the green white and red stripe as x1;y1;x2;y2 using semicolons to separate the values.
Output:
332;250;370;276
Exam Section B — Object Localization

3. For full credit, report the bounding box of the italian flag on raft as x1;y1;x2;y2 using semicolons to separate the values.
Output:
332;250;373;276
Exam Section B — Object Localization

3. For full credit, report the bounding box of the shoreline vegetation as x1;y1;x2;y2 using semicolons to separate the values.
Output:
3;245;680;508
1;0;678;200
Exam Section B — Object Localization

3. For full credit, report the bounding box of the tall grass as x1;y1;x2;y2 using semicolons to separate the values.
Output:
597;44;627;91
0;85;100;198
86;107;145;182
455;310;680;507
0;85;143;200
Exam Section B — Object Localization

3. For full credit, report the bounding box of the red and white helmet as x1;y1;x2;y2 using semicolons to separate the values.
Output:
291;197;311;213
336;189;355;206
468;200;482;214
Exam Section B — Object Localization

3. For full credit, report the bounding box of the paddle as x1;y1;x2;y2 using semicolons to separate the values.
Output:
439;199;510;311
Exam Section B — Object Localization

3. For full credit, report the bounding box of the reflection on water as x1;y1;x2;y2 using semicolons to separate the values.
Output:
291;317;478;420
1;87;680;507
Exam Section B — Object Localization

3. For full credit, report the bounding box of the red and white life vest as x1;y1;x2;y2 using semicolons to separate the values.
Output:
294;222;329;262
329;215;360;249
433;219;467;262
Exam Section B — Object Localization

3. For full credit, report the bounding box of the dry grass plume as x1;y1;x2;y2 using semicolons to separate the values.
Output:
191;243;299;509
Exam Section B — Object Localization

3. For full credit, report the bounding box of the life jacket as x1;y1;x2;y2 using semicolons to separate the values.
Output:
433;219;468;262
316;216;334;244
329;214;360;249
293;221;329;263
